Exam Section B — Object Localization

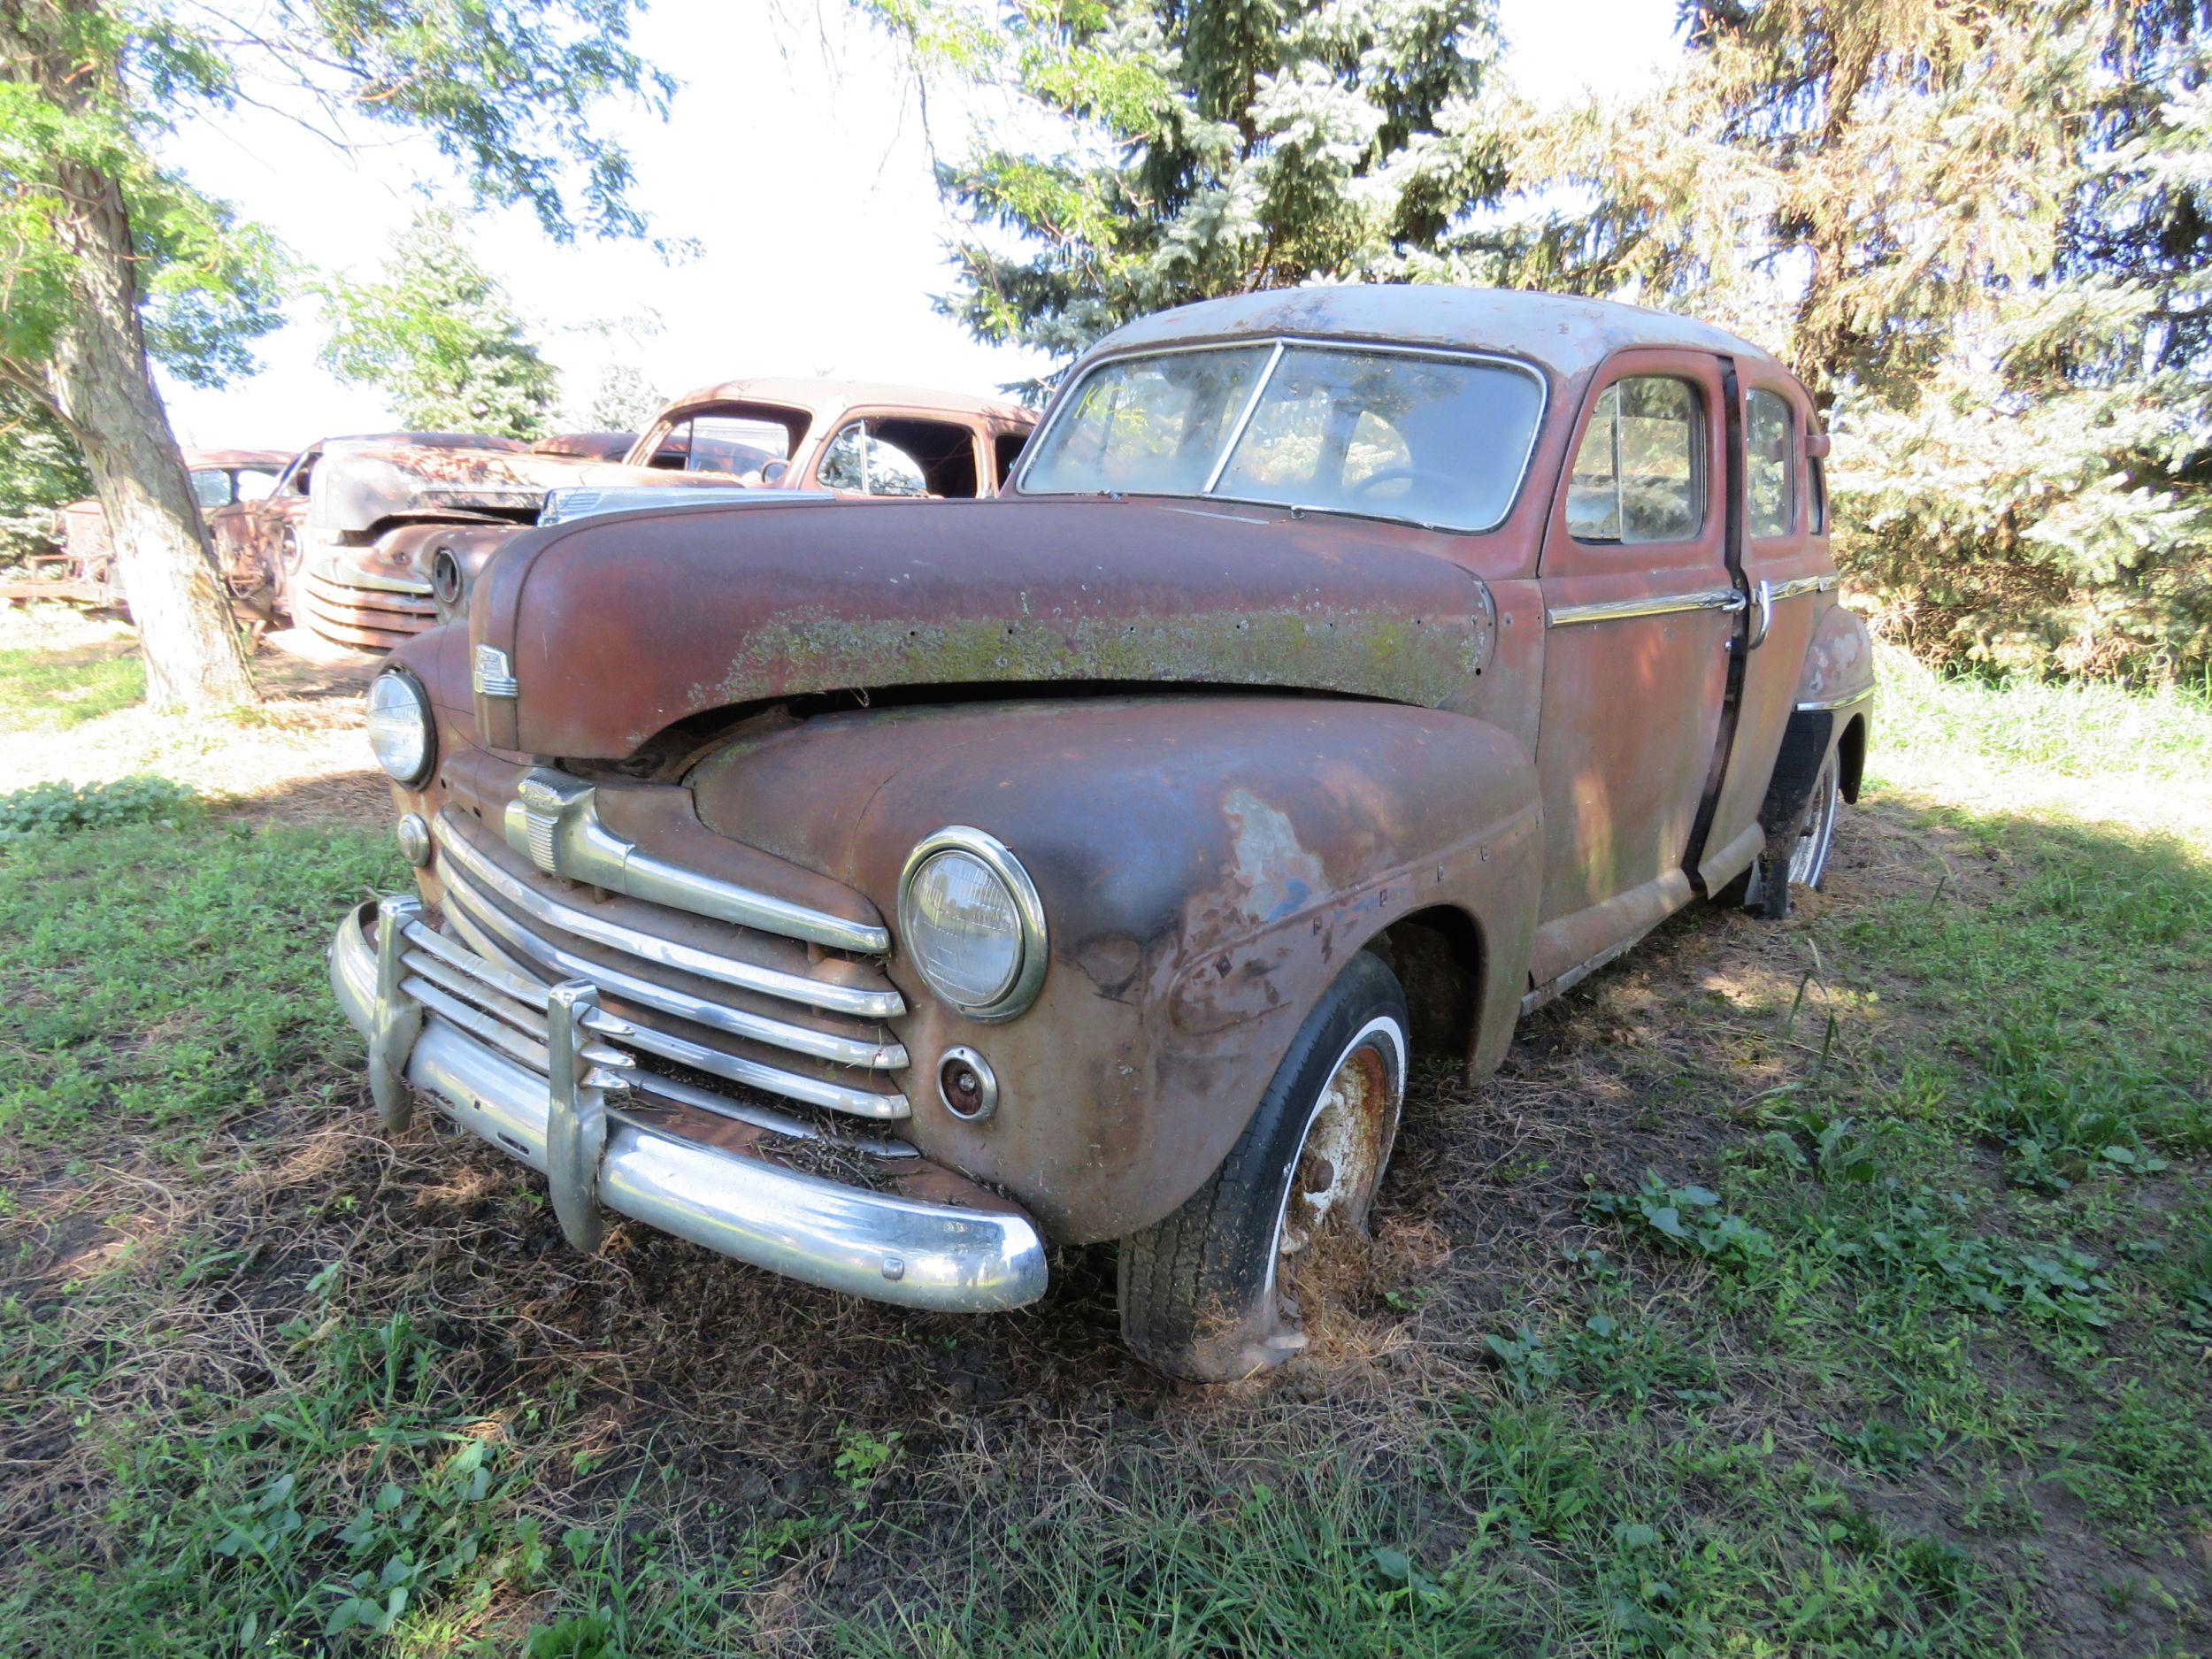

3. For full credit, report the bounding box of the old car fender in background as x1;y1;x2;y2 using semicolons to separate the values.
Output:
680;694;1541;1242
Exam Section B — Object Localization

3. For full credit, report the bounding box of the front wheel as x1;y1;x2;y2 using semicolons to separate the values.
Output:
1747;749;1840;918
1118;950;1409;1383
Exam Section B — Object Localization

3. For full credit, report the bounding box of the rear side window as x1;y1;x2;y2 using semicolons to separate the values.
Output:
1567;378;1704;543
1747;388;1797;538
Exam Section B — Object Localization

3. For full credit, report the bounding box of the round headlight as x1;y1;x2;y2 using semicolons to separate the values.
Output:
366;668;434;787
897;828;1047;1020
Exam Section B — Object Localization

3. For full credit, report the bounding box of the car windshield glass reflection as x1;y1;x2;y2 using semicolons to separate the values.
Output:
1019;343;1543;532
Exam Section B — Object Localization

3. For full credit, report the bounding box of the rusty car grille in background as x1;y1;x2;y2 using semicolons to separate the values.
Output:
426;810;912;1129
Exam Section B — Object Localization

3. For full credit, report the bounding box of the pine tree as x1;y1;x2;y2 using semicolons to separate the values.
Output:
1496;0;2211;680
321;211;562;440
869;0;1509;364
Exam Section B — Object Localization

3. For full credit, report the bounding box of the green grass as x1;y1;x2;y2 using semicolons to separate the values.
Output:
0;654;2205;1655
0;639;144;730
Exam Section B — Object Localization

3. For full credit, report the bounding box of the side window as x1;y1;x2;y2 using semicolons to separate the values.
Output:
994;432;1028;488
1567;377;1704;544
234;468;280;503
189;469;233;510
818;423;931;496
1747;388;1796;538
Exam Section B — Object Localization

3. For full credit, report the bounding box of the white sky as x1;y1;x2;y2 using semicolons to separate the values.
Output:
157;0;1681;449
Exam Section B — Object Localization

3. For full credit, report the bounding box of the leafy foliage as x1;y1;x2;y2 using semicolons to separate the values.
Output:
0;774;197;840
321;210;561;438
583;363;664;432
866;0;1510;362
1493;0;2212;680
0;382;87;563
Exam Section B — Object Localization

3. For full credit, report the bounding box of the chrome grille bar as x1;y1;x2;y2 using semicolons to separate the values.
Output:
435;817;902;1020
438;862;908;1073
420;902;911;1123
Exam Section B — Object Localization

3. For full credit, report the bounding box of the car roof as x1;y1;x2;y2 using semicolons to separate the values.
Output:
1087;285;1781;380
185;449;291;471
657;377;1034;427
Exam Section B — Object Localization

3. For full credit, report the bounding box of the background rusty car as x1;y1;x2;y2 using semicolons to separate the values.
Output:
8;449;290;617
296;380;1038;653
331;285;1874;1381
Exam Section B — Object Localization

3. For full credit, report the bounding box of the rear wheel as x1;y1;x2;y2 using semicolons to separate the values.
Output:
1747;749;1840;918
1118;950;1409;1383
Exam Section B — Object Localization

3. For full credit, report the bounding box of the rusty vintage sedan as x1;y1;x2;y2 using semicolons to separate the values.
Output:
330;286;1873;1381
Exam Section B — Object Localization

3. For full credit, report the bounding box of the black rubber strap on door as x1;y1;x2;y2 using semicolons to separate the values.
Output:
1682;357;1751;890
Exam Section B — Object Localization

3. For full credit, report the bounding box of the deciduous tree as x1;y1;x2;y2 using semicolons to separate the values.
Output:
0;1;669;708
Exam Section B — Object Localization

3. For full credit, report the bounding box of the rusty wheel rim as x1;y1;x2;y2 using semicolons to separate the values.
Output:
1789;754;1839;890
1277;1017;1406;1263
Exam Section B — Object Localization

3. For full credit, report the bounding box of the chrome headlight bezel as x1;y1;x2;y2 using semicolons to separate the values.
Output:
896;826;1048;1022
366;665;435;787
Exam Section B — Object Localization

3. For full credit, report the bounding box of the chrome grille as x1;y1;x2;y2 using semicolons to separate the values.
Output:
429;810;910;1123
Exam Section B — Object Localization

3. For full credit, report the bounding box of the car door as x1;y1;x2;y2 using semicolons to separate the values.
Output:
1688;373;1837;893
1529;349;1741;987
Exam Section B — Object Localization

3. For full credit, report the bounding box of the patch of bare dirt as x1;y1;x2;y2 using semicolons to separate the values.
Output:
0;605;383;819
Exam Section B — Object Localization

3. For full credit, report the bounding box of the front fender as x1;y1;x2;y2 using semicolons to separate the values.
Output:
686;695;1540;1241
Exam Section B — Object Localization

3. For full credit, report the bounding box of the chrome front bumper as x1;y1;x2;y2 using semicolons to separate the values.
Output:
329;898;1048;1312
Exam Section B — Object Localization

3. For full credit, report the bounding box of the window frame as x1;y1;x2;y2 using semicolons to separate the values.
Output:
1563;373;1709;549
1010;335;1551;536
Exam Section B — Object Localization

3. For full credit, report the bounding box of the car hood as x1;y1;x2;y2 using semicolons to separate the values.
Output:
307;440;745;534
469;495;1497;759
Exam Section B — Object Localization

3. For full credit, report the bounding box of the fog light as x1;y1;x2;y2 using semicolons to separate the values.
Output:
396;812;432;866
937;1047;999;1122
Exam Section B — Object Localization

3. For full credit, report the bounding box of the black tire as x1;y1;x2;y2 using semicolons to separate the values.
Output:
1118;949;1409;1383
1746;749;1842;920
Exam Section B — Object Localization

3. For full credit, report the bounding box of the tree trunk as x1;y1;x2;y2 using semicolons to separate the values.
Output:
7;8;257;711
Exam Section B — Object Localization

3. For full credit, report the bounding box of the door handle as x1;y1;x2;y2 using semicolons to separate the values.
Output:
1747;580;1774;649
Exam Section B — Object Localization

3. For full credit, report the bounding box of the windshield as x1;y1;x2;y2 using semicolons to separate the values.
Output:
641;406;803;478
1018;342;1546;533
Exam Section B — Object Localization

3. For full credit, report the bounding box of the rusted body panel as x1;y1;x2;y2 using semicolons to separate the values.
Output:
686;695;1539;1239
470;497;1496;757
341;283;1872;1322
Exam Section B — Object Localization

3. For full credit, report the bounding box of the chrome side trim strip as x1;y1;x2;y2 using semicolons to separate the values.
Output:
1763;573;1831;603
438;818;903;1022
1795;689;1873;712
1546;588;1747;627
496;776;889;956
437;864;909;1076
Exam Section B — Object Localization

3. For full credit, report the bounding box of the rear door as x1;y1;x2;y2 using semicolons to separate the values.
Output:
1687;372;1835;892
1530;349;1741;986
